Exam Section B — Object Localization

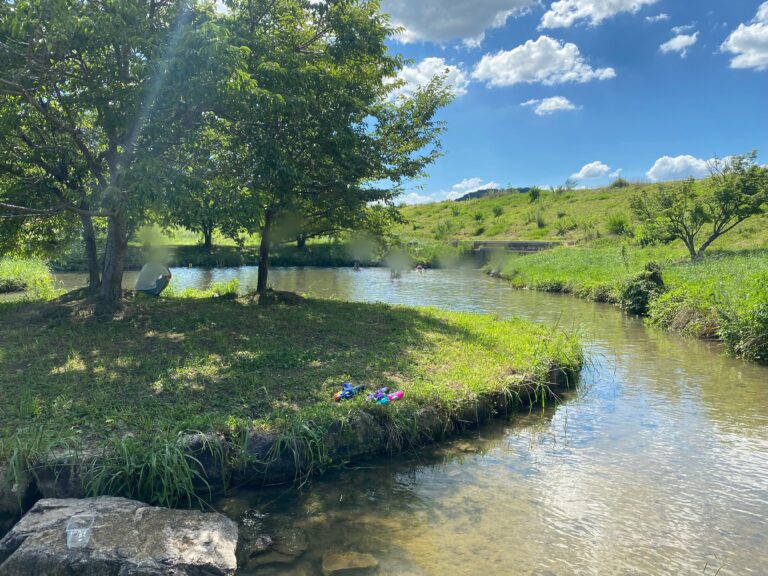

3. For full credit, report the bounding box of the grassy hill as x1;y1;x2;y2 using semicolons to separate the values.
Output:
395;179;768;363
396;180;768;250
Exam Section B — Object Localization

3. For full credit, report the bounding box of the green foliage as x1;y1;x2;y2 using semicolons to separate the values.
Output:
0;0;235;301
0;257;58;299
718;273;768;363
529;186;542;203
619;262;665;316
434;220;455;240
631;153;768;260
606;213;633;236
555;219;578;236
164;278;240;299
609;177;630;189
85;432;221;508
492;206;503;217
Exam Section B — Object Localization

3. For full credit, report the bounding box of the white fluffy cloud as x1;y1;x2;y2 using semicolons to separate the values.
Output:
646;155;710;181
381;0;536;45
446;178;500;199
521;96;579;115
645;13;669;23
392;57;470;99
671;23;696;34
472;36;616;87
540;0;659;29
571;160;611;179
401;178;499;204
660;32;699;57
399;192;435;205
721;2;768;71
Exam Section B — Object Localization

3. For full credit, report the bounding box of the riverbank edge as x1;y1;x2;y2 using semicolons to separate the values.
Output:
0;362;579;536
486;265;737;356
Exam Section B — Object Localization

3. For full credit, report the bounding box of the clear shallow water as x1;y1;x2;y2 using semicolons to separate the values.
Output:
55;267;768;575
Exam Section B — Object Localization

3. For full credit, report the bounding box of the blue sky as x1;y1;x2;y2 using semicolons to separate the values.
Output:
382;0;768;203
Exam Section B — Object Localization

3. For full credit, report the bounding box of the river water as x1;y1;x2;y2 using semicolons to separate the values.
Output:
54;267;768;576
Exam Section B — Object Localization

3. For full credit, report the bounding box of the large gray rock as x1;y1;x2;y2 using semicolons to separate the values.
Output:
0;497;238;576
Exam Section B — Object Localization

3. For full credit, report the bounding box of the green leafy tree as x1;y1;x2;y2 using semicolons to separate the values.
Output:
631;152;768;260
162;117;251;249
0;0;232;302
221;0;452;296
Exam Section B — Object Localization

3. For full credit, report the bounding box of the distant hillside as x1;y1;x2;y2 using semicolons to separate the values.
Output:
397;180;768;251
456;187;531;201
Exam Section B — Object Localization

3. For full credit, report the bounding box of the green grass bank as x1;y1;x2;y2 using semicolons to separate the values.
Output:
489;243;767;364
0;258;57;299
0;292;582;527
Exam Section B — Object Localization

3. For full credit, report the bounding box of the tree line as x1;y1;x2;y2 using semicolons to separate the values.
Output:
0;0;452;304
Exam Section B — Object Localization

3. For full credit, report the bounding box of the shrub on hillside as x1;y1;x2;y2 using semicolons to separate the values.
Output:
434;221;455;240
606;213;633;236
609;177;630;189
492;206;503;217
620;262;665;316
555;219;578;236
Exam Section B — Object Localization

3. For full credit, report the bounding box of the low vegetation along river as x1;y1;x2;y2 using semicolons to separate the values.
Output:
54;267;768;576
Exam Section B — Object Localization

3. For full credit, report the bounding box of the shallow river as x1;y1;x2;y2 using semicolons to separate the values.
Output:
55;267;768;576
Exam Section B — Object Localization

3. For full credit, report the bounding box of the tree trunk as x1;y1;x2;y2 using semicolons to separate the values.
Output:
684;238;698;261
99;213;128;305
80;213;101;293
296;233;306;250
256;208;273;297
202;221;213;250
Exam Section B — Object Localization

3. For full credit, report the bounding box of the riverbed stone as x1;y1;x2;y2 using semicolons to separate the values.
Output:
322;551;379;575
0;496;238;576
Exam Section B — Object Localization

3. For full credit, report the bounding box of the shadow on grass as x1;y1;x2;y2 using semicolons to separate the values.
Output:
0;294;491;445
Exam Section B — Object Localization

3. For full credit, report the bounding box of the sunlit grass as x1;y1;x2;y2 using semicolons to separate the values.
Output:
0;295;582;504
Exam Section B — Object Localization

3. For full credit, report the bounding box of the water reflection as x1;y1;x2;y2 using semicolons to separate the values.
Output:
54;267;768;575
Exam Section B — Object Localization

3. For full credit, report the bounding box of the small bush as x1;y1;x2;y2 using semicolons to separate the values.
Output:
648;290;719;339
555;219;578;236
474;226;486;236
620;262;665;316
535;212;546;229
529;187;541;203
474;212;484;222
492;206;503;217
609;177;630;189
451;206;460;217
433;221;454;240
606;213;633;236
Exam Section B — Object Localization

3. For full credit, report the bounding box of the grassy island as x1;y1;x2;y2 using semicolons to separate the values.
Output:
0;294;581;513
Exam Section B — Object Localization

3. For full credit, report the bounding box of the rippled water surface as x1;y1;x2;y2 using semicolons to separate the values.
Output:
56;267;768;575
